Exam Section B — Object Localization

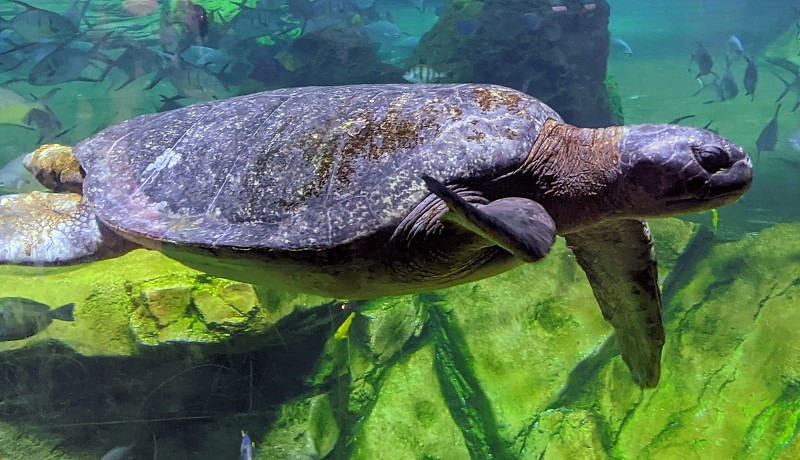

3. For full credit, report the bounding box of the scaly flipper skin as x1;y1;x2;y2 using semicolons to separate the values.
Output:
0;192;132;264
565;219;664;388
422;175;557;263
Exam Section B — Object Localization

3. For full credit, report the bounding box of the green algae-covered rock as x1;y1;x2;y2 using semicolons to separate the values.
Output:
0;249;334;354
349;343;471;459
257;393;340;459
764;21;800;73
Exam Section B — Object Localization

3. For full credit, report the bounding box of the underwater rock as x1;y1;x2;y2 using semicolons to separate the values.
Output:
349;343;471;459
518;408;607;459
410;0;614;127
351;295;428;364
763;19;800;73
257;393;340;459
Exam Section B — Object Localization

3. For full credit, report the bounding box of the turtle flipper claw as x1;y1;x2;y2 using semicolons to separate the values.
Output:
422;175;557;262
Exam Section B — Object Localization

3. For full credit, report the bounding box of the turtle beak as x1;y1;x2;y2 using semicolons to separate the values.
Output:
702;156;753;204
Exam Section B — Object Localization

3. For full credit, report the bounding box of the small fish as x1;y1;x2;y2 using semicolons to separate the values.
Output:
710;208;719;233
611;37;633;56
157;94;186;112
743;56;757;101
363;20;403;44
240;431;255;460
668;114;696;124
403;64;447;84
690;41;713;79
0;153;46;195
788;128;800;151
100;444;135;460
103;44;166;90
0;297;75;342
726;35;744;60
334;311;356;340
755;104;781;162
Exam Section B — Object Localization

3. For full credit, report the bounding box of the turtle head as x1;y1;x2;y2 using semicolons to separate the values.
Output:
614;124;753;217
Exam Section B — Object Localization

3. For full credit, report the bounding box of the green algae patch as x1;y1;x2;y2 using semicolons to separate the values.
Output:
257;393;340;459
437;238;614;444
649;217;701;277
602;223;800;459
349;343;471;460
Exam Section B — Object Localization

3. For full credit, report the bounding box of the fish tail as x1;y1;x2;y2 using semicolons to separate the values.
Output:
49;303;75;322
773;73;791;102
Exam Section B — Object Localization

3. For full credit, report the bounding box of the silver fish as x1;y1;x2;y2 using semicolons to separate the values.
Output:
0;153;46;195
27;37;111;86
100;444;135;460
0;0;85;41
611;37;632;56
0;297;75;342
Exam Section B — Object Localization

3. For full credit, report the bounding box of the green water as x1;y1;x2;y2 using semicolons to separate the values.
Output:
0;0;799;458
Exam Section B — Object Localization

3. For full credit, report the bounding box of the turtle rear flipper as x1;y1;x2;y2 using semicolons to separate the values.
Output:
565;219;664;388
0;192;134;265
422;175;556;262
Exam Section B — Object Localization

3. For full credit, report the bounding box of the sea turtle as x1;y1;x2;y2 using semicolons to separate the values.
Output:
0;84;753;387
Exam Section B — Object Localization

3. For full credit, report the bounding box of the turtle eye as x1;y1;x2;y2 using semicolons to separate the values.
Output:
692;145;729;174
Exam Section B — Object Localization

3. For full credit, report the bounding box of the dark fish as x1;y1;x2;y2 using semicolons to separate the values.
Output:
0;87;65;141
26;36;112;86
668;114;696;124
0;297;75;342
103;44;166;90
743;56;757;101
157;94;185;112
756;104;781;162
690;41;713;79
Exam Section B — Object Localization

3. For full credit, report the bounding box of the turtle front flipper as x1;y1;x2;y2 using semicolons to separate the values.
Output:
421;175;556;262
0;192;134;265
565;219;664;388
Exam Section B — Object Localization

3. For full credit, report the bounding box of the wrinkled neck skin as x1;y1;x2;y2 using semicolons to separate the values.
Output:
510;118;629;234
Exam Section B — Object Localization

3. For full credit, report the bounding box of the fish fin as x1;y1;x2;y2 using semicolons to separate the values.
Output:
145;72;164;90
9;0;43;11
772;72;792;102
49;303;76;322
421;175;556;263
34;87;60;104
